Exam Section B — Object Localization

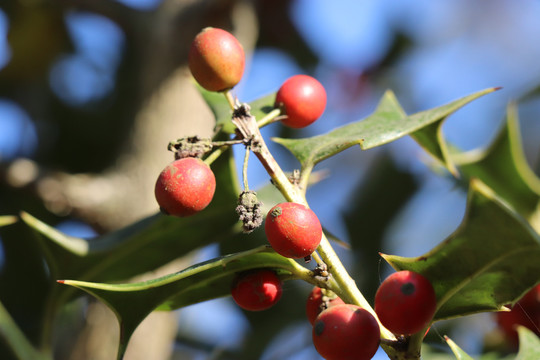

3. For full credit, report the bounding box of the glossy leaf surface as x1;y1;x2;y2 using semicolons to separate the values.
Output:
382;180;540;321
59;246;304;358
273;88;497;171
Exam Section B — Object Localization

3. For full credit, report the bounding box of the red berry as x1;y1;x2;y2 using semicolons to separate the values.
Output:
154;157;216;217
312;304;380;360
496;284;540;348
264;202;322;259
188;27;245;92
375;270;437;335
517;284;540;309
274;75;327;128
306;287;345;325
231;270;283;311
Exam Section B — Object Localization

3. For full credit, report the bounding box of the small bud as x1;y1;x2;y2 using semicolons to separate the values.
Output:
235;191;263;233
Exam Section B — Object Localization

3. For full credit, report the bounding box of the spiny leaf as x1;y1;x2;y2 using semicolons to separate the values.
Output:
18;149;240;282
515;326;540;360
410;120;457;176
453;103;540;219
408;87;500;176
381;179;540;321
272;88;498;171
272;90;404;167
444;336;475;360
58;246;304;359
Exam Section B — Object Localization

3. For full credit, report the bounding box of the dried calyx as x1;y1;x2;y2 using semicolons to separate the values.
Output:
168;136;213;159
235;191;263;233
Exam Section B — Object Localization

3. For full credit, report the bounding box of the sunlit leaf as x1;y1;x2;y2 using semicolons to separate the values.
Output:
58;246;305;359
382;179;540;321
273;88;497;172
408;87;500;176
453;103;540;219
272;90;404;168
19;149;240;282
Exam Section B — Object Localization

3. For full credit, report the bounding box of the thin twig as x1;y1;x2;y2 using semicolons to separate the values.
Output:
242;145;251;191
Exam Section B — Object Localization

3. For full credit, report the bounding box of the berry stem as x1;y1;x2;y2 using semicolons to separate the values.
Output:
311;251;324;265
224;90;237;110
298;165;314;196
203;146;227;166
257;108;283;128
212;139;244;147
203;139;244;166
242;145;250;191
231;104;396;342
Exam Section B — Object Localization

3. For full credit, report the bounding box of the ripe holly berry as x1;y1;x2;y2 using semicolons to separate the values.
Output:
274;75;327;128
496;284;540;348
154;157;216;217
306;287;345;325
264;202;322;259
188;27;245;92
375;270;437;335
231;270;283;311
312;304;380;360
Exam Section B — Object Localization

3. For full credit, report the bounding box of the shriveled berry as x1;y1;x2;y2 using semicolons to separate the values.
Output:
306;287;345;325
188;27;245;92
231;270;282;311
496;284;540;348
275;75;327;128
264;202;322;259
375;270;437;335
312;304;380;360
154;157;216;217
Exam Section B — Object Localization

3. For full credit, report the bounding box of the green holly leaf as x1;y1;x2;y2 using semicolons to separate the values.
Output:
18;148;240;283
515;326;540;360
444;336;475;360
408;87;500;176
272;90;404;168
272;88;497;173
453;103;540;219
381;179;540;321
58;246;305;359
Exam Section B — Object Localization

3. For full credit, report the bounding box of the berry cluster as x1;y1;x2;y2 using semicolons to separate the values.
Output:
306;270;438;360
154;28;327;219
157;27;444;360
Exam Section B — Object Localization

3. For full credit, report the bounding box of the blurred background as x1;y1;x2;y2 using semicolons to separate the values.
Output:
1;0;540;359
